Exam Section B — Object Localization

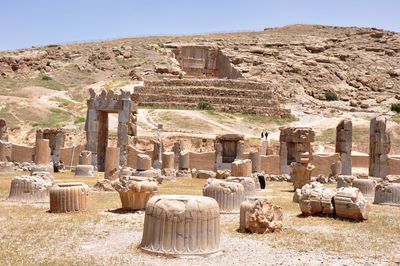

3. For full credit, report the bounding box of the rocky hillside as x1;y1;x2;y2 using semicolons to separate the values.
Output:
0;24;399;143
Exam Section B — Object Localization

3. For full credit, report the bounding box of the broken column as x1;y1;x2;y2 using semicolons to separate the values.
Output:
112;176;158;210
50;182;89;213
75;150;94;177
226;176;256;197
162;151;174;169
334;187;369;221
279;127;314;175
0;141;13;173
0;119;8;141
369;117;390;178
152;139;162;169
239;196;283;234
231;159;252;177
179;151;189;170
291;152;315;190
173;141;182;170
203;179;245;213
35;139;51;165
8;176;52;203
335;119;352;175
352;179;377;202
137;154;152;171
249;151;261;173
374;182;400;206
104;147;120;179
140;195;220;256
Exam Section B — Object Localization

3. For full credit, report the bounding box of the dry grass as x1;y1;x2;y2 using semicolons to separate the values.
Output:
0;172;398;265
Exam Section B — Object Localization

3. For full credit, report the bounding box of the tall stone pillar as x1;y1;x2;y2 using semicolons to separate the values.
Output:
249;151;261;173
35;139;51;165
104;147;120;179
0;141;12;162
335;119;352;175
369;117;390;178
152;139;162;169
173;141;182;170
236;140;245;160
279;141;289;175
118;97;131;167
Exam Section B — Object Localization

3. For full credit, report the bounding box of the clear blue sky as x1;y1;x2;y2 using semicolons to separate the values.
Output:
1;0;399;51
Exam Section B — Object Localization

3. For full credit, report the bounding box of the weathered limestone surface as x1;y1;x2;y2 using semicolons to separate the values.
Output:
152;139;162;169
352;179;377;201
79;150;92;165
335;119;352;175
374;182;400;206
369;117;390;178
162;152;174;169
215;134;245;170
299;182;336;216
279;127;315;175
231;159;252;177
173;141;182;170
31;164;53;174
249;151;261;173
239;197;283;234
336;175;357;188
334;187;369;220
203;179;245;213
35;139;51;165
137;154;152;171
8;176;52;203
36;128;65;164
179;151;189;170
50;182;89;213
0;141;12;162
86;89;138;171
140;195;220;256
0;119;8;141
226;176;256;197
112;176;158;210
291;161;315;190
75;165;94;177
104;147;120;179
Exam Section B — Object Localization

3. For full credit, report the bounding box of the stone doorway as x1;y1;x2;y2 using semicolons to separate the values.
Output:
85;89;138;171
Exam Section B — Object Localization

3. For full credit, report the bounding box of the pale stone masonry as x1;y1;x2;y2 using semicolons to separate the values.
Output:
335;119;352;175
369;117;390;178
85;89;138;171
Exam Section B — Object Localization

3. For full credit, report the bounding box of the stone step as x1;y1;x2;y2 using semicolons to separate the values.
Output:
136;86;274;98
138;94;278;106
139;101;290;117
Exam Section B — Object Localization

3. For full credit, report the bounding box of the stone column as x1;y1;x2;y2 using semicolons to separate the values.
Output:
236;140;245;160
215;141;223;170
118;98;131;167
249;151;261;173
79;150;92;165
0;119;8;141
85;105;100;168
162;152;174;169
152;140;162;169
335;119;352;175
279;140;289;175
137;154;152;171
35;139;51;165
173;141;182;170
369;117;390;178
104;147;120;179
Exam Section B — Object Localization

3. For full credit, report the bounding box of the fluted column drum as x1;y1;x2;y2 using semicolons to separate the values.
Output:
112;176;158;210
140;195;220;256
226;176;256;197
352;179;377;201
231;159;252;177
8;176;52;203
374;183;400;206
50;182;89;213
203;180;245;213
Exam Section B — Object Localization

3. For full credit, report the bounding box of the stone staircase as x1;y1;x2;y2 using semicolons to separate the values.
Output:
135;79;290;117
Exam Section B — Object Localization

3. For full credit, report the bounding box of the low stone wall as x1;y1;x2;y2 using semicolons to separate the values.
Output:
388;157;400;175
188;151;215;171
127;145;153;169
352;154;369;168
312;153;340;176
60;145;85;169
11;144;34;163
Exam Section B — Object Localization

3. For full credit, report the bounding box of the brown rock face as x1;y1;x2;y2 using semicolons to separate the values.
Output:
240;197;283;234
140;195;220;256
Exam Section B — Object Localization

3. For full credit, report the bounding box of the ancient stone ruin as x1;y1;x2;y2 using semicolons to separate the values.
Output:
369;116;391;178
231;159;252;177
226;176;256;197
0;119;8;141
215;134;244;170
279;127;315;175
49;182;89;213
86;89;138;171
203;179;245;213
8;175;52;203
335;119;352;175
112;176;158;210
140;195;220;256
0;140;14;173
36;128;65;166
104;147;120;179
374;182;400;206
239;196;283;234
75;150;94;177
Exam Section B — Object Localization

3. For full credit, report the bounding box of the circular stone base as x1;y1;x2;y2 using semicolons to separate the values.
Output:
75;165;94;177
31;164;53;174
